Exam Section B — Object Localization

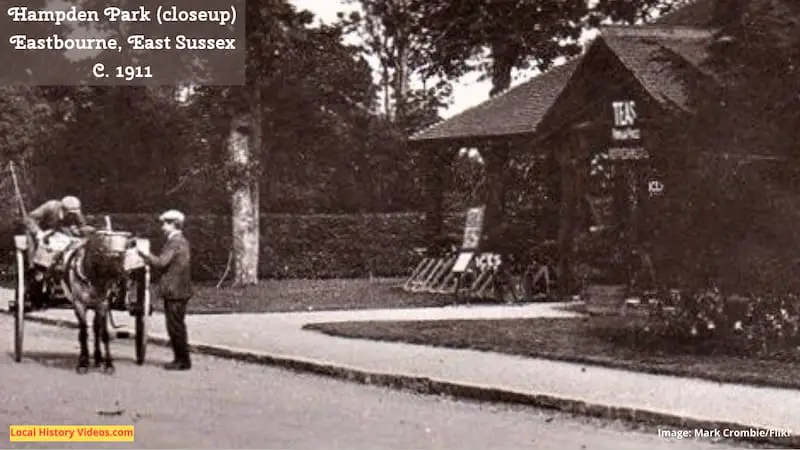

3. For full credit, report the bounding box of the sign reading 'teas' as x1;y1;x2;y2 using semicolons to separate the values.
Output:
609;100;648;161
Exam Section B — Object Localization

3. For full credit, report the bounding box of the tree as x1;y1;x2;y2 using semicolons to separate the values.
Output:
193;0;319;286
652;0;800;293
707;0;800;151
29;86;209;213
0;87;55;163
338;0;450;131
413;0;695;97
220;0;297;286
191;0;387;283
0;86;58;219
0;0;242;213
591;0;696;25
411;1;586;97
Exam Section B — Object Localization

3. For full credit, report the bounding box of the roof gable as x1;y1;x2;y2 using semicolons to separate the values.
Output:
409;0;719;143
410;60;579;142
599;26;714;111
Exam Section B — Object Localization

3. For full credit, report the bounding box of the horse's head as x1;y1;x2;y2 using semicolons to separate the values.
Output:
78;231;128;293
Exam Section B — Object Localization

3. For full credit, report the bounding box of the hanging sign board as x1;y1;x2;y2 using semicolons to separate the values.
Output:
461;206;485;250
452;205;485;274
608;100;648;161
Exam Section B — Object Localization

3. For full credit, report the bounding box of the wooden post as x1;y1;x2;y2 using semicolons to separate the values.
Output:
625;163;643;291
481;140;510;247
608;98;647;294
556;141;571;298
421;145;450;244
557;121;593;298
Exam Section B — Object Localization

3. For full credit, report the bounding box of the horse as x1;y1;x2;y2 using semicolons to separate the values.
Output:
57;230;130;374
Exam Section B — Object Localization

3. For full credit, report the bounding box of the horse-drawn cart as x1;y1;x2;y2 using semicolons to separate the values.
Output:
10;230;153;366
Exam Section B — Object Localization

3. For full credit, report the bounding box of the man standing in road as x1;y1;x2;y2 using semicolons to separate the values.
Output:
138;209;193;371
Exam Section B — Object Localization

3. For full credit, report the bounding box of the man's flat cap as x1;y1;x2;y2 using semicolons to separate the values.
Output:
159;209;185;223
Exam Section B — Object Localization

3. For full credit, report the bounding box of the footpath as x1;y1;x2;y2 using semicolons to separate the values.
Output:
3;287;799;447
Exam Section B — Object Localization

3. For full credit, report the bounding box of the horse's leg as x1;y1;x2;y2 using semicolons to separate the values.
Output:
99;306;114;374
92;310;104;367
74;304;90;374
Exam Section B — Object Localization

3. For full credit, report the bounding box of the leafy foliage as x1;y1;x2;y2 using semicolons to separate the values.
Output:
0;0;427;216
410;0;691;95
83;212;465;281
412;0;585;94
643;288;800;356
25;86;210;212
706;0;800;150
591;0;695;25
0;87;57;163
338;0;449;131
642;0;800;295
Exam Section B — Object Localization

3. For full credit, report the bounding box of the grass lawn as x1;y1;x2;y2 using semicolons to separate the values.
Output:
304;314;800;390
0;272;454;314
176;278;455;314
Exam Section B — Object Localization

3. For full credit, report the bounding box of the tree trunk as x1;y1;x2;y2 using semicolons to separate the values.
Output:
228;113;259;286
393;11;409;123
383;64;392;119
393;46;407;122
489;41;519;97
250;84;263;279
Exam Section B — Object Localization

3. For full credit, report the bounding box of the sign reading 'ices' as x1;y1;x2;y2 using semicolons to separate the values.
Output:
609;100;649;161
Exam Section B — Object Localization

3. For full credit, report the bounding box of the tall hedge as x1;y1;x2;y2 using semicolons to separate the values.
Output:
70;212;467;282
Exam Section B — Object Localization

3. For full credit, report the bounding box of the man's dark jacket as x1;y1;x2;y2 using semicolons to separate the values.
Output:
146;231;192;300
23;199;87;235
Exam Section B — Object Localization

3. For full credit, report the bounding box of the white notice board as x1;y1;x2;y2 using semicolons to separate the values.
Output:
451;252;474;273
461;206;485;250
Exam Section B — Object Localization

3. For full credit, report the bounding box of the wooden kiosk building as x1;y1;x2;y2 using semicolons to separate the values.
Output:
407;0;793;299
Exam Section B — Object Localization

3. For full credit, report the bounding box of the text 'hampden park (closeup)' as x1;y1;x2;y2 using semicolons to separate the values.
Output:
7;5;237;26
2;1;246;85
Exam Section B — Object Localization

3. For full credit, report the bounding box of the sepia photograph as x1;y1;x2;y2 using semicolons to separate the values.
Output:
0;0;798;448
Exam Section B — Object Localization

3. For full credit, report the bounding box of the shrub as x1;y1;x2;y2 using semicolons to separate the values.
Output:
0;212;471;282
75;212;467;282
573;226;628;285
642;288;800;356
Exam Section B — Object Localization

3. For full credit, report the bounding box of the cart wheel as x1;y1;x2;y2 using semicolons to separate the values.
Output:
135;312;147;365
134;268;149;365
14;290;24;363
14;249;25;363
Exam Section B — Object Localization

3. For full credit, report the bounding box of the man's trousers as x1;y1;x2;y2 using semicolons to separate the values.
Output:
163;298;190;364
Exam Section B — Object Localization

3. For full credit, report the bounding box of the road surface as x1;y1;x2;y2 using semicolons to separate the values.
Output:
0;314;754;449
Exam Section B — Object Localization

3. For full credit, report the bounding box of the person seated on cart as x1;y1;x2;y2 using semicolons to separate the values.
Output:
22;195;93;280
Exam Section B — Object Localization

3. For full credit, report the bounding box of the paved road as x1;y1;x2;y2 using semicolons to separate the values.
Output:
0;316;751;449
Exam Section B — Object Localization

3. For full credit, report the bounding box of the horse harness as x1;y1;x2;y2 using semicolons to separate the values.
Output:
64;238;90;279
58;237;131;331
62;238;127;289
56;238;90;303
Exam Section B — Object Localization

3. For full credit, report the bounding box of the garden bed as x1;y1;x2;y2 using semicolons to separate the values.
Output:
304;314;800;390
